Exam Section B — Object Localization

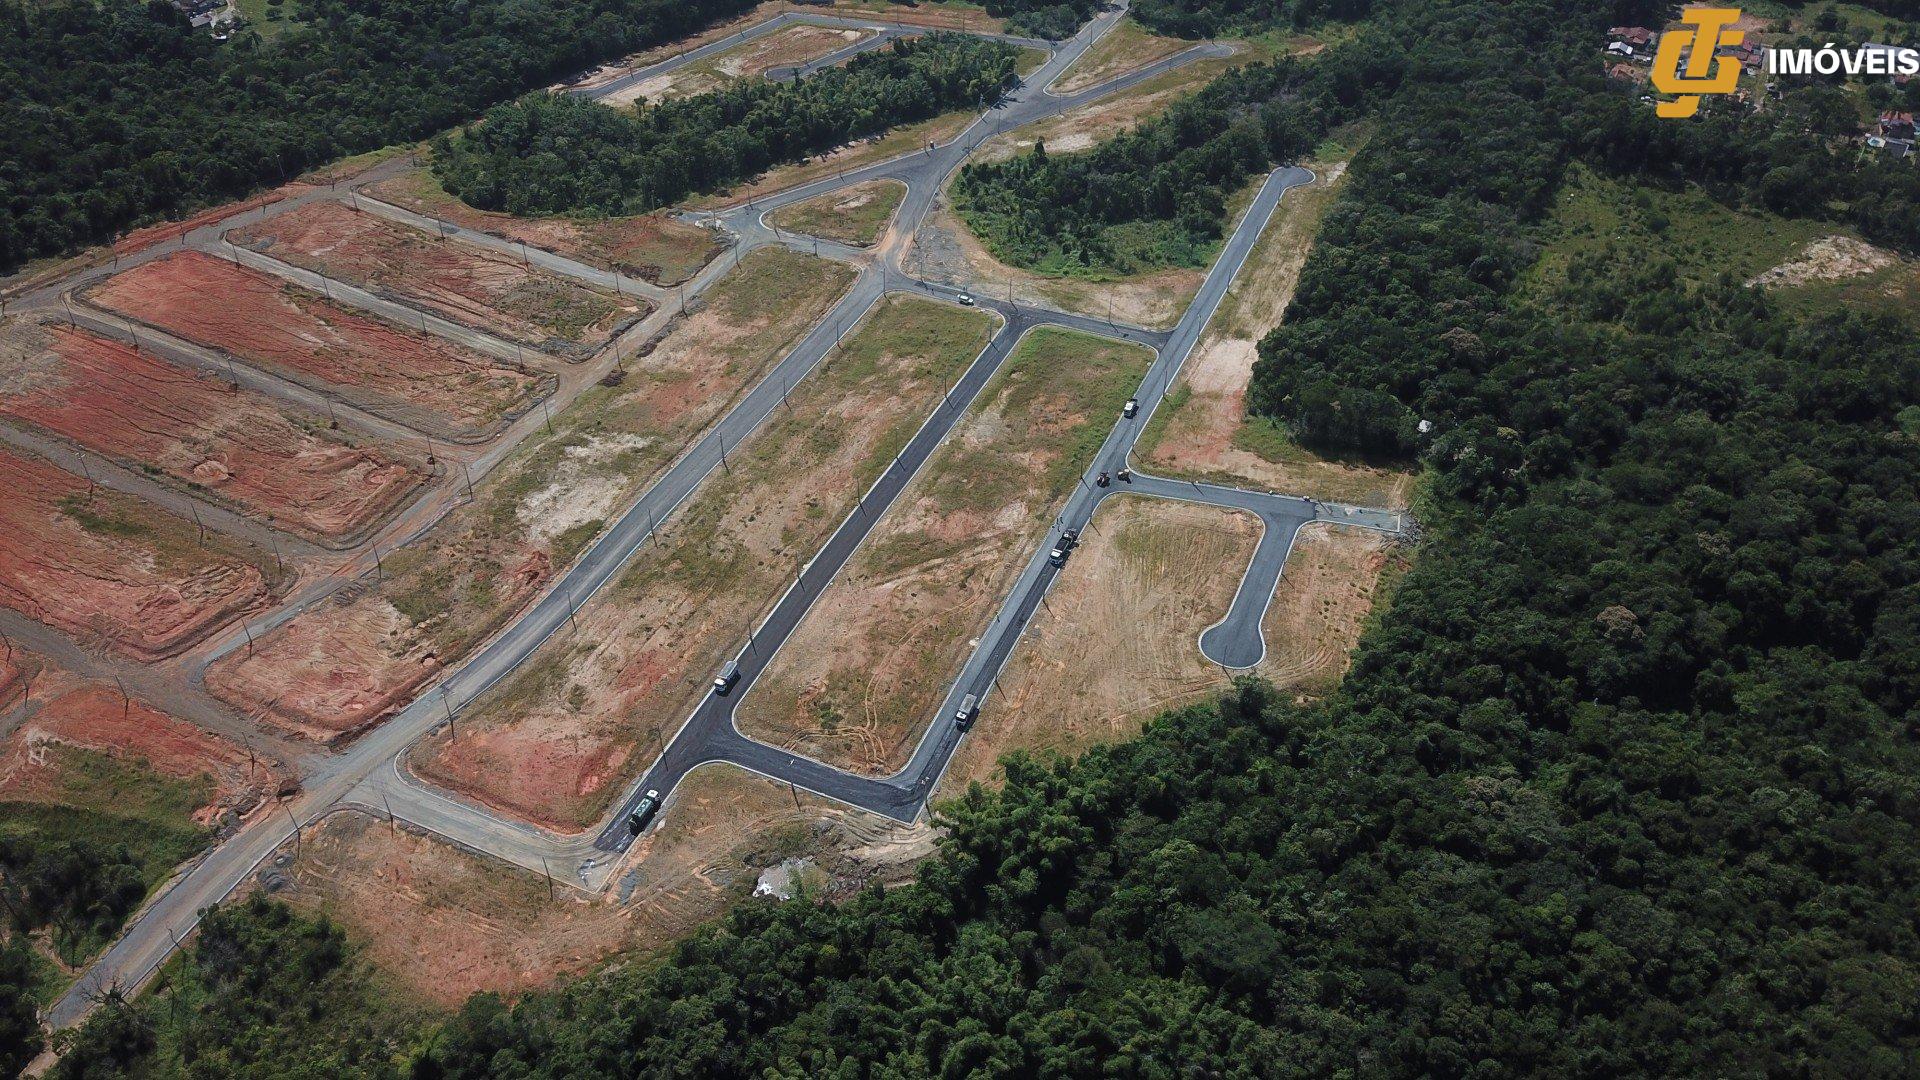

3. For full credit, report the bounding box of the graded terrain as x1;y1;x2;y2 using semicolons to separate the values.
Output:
0;447;278;660
204;249;855;743
365;169;721;286
597;23;877;106
228;201;645;361
767;180;908;247
411;297;997;830
86;251;551;443
737;326;1151;774
0;318;427;544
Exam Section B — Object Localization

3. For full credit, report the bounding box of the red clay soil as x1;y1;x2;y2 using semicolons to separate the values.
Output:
112;184;315;259
0;655;18;702
228;202;644;362
0;448;276;660
0;681;285;825
204;550;550;744
0;320;427;545
364;170;721;287
85;251;550;443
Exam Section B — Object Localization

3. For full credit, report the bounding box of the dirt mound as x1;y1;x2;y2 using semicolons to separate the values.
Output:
365;169;719;287
0;682;284;826
0;447;276;660
86;251;550;443
1747;235;1902;289
0;319;426;544
230;202;643;361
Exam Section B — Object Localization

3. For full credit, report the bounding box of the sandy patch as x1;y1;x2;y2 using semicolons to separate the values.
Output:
1747;235;1902;289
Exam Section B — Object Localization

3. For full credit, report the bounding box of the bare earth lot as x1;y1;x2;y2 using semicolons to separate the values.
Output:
0;318;426;545
229;201;643;362
411;297;996;831
738;327;1150;775
768;180;907;247
274;763;908;1005
86;251;550;443
939;495;1257;794
0;676;284;829
941;502;1405;796
1051;16;1195;94
598;24;876;106
366;169;721;287
0;447;278;661
206;250;854;743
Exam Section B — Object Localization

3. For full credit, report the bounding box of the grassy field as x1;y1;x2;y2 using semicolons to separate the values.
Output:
1520;163;1838;299
1052;17;1194;94
0;745;212;968
768;180;906;246
737;326;1151;774
409;297;997;829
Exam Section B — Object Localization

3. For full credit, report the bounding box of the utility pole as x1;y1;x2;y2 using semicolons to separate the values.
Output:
113;675;129;718
541;857;555;902
241;618;255;657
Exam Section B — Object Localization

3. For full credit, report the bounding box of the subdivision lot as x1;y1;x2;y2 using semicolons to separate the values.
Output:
86;251;550;443
1136;152;1415;508
0;318;427;545
365;169;721;286
599;23;878;106
1051;16;1194;94
228;201;644;362
938;495;1258;794
0;447;278;661
738;326;1150;775
275;764;900;1004
205;250;855;743
768;179;907;247
974;51;1237;163
410;297;996;831
941;504;1405;796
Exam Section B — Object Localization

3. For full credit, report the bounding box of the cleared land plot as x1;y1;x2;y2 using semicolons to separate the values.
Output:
0;447;278;661
738;327;1151;775
974;52;1238;163
366;168;721;287
275;764;900;1003
205;250;855;743
939;495;1257;794
411;297;997;831
768;179;907;247
0;319;427;545
940;504;1403;796
228;202;645;362
87;252;550;443
1137;154;1414;508
1051;17;1195;94
599;24;878;106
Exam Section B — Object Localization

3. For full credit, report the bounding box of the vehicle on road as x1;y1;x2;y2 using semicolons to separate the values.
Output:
954;693;979;730
1096;471;1111;487
1060;527;1079;549
957;293;975;306
713;661;740;694
628;789;662;833
1048;545;1068;568
1123;398;1138;418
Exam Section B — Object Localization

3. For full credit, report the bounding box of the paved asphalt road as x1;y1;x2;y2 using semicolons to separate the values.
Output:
48;3;1407;1027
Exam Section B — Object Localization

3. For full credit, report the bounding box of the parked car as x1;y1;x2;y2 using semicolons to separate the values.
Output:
1123;398;1139;418
713;660;740;694
628;789;662;833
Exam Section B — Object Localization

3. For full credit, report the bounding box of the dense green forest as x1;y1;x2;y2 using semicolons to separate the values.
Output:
951;20;1392;275
432;34;1019;218
24;0;1920;1074
974;0;1102;40
0;0;757;276
47;898;423;1078
1133;0;1372;37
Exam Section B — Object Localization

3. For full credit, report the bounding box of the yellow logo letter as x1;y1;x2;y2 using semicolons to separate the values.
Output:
1651;8;1744;118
